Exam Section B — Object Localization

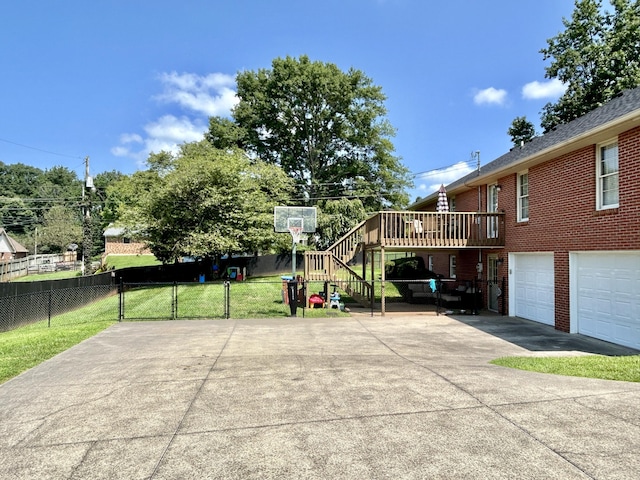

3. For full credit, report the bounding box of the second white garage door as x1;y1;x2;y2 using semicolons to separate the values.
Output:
571;252;640;350
510;253;555;325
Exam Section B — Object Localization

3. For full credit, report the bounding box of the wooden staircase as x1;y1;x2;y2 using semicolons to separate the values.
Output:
304;220;372;308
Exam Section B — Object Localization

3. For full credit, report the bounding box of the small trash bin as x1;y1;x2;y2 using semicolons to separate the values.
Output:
199;274;205;283
287;280;298;317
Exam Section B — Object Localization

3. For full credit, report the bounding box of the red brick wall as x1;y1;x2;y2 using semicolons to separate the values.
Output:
499;126;640;330
105;237;151;255
416;126;640;329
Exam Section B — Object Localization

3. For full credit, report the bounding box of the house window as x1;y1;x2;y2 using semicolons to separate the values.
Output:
597;140;619;210
517;171;529;222
427;255;434;272
449;255;456;279
123;237;131;244
449;196;456;212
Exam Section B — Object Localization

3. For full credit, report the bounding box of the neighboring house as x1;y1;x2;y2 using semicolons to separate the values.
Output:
0;228;29;261
103;225;152;256
410;87;640;350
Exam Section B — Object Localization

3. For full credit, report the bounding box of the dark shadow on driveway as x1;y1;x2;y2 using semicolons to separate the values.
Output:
452;313;639;356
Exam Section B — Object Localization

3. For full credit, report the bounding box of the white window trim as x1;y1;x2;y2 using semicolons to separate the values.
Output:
596;138;619;210
517;170;529;222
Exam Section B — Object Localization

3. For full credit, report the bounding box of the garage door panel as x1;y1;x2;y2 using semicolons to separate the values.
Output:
574;252;640;350
513;253;555;326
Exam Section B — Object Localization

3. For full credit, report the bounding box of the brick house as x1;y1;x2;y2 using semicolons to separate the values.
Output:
103;225;152;256
410;87;640;350
0;228;29;261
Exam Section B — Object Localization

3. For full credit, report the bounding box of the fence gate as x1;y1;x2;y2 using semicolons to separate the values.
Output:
119;282;229;320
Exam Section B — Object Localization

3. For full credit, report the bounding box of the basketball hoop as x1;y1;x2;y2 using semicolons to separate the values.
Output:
289;226;303;244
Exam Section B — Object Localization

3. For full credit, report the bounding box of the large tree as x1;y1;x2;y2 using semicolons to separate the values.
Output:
126;142;294;263
207;55;412;211
540;0;640;132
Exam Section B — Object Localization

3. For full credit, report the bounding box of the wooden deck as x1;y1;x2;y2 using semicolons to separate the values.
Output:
363;211;505;249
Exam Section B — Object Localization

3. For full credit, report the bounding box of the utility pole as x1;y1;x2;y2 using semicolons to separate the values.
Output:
81;156;93;275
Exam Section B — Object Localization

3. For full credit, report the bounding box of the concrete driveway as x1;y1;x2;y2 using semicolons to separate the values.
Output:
1;314;639;479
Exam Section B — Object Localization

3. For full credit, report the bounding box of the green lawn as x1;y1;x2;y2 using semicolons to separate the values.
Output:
103;254;161;269
12;270;82;282
491;355;640;382
0;322;116;384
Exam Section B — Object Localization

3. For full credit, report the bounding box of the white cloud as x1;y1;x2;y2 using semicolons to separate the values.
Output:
143;115;205;144
112;115;206;166
119;133;143;144
473;87;508;106
156;71;239;116
113;71;237;164
415;161;475;194
522;79;566;100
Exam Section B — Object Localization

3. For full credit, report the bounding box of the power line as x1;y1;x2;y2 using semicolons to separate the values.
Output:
0;137;83;160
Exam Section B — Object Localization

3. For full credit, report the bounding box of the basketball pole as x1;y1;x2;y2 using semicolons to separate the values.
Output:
291;234;297;277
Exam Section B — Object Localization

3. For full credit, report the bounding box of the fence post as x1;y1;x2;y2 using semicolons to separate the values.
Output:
224;281;230;319
172;281;177;320
48;289;52;328
370;280;375;317
118;277;124;321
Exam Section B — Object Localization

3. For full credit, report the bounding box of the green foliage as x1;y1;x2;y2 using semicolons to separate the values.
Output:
0;162;44;197
540;0;640;131
37;205;82;253
316;198;367;249
103;169;160;230
508;116;537;146
210;55;412;210
0;196;37;234
0;161;128;258
129;142;294;263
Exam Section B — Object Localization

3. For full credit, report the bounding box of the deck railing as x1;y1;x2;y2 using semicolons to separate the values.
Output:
304;251;372;307
326;219;366;264
364;211;505;248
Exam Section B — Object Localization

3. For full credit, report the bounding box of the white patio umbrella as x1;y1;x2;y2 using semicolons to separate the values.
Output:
436;184;449;212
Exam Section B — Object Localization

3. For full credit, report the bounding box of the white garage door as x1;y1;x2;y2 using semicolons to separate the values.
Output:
572;252;640;350
511;253;555;325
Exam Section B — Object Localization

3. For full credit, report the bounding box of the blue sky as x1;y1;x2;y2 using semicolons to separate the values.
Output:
0;0;578;202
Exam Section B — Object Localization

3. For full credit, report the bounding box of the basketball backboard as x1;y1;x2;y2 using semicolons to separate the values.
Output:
274;206;317;233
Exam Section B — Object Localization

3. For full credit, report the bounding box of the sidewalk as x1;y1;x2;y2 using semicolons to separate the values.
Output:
0;314;638;479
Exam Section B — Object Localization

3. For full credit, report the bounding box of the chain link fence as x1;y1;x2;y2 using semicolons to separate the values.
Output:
1;284;118;331
1;276;506;333
117;279;352;320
